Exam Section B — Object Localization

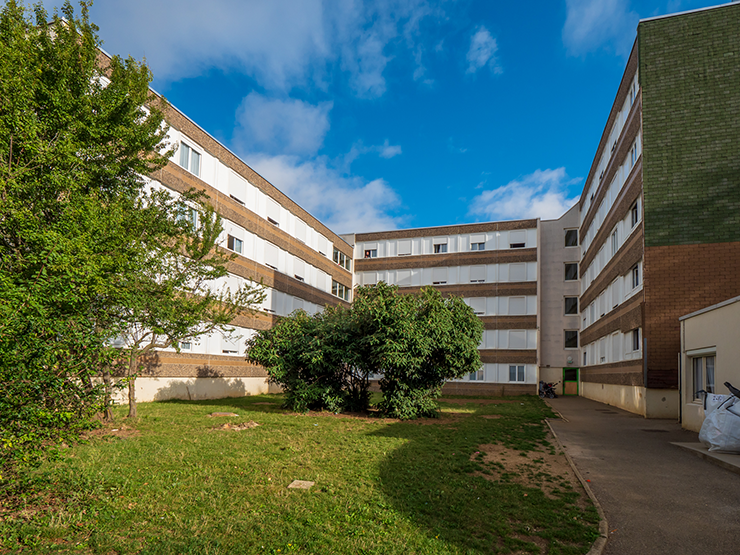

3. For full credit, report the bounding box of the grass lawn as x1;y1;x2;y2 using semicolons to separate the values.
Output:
0;394;599;554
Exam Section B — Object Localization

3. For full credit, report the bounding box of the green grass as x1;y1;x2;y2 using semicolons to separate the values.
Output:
0;395;599;554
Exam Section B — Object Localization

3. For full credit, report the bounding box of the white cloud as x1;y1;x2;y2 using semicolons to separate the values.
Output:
87;0;443;97
378;140;403;159
466;26;502;75
234;93;332;156
469;168;580;221
562;0;639;57
246;154;404;234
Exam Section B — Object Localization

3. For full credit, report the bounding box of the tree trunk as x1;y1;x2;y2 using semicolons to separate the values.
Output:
127;354;138;418
102;367;113;422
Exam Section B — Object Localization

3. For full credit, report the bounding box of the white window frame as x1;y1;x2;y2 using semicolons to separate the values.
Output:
508;365;525;383
178;142;201;176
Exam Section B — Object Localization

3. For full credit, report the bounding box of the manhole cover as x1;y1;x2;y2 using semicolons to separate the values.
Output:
641;429;669;433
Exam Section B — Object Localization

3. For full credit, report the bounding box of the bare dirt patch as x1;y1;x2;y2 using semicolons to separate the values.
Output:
472;431;590;509
215;421;260;431
439;398;519;405
83;424;139;441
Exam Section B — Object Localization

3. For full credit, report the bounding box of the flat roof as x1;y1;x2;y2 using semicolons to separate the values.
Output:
679;294;740;321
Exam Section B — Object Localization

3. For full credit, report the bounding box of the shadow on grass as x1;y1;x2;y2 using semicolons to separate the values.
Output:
367;397;599;554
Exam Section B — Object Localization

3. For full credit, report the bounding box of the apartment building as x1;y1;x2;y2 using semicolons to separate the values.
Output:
109;2;739;409
344;214;565;395
577;2;740;417
127;94;354;402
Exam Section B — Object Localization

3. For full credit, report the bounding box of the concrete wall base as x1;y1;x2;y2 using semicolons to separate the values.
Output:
581;382;679;418
111;377;275;403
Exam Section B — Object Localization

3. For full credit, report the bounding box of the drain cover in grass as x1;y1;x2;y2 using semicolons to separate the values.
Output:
208;412;239;417
287;480;315;490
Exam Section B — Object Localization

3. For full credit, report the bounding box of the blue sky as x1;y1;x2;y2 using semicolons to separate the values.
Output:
56;0;721;233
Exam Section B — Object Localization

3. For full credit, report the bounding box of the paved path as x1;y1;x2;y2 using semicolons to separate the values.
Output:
547;396;740;555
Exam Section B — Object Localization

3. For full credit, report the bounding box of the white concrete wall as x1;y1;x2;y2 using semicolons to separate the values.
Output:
112;377;274;403
680;297;740;432
581;382;678;418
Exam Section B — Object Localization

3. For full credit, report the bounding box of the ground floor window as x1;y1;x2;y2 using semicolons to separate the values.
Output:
509;365;525;382
693;355;716;399
469;368;484;381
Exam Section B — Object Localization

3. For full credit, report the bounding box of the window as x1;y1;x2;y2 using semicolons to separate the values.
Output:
583;351;587;366
630;201;639;228
178;142;201;176
509;365;525;382
565;229;578;247
434;243;448;254
332;280;350;301
294;259;305;282
509;230;526;248
632;329;640;351
221;335;239;355
471;242;485;251
432;267;448;285
630;144;638;167
565;263;578;281
180;341;191;350
509;263;526;282
565;297;578;315
227;235;243;254
692;355;715;400
469;298;486;315
631;264;640;288
469;368;484;381
266;199;281;227
611;229;619;256
509;297;526;315
398;240;412;256
470;265;486;283
565;330;579;349
333;247;351;271
364;249;377;259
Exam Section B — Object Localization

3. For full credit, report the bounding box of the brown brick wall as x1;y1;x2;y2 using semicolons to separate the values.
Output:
356;220;537;242
355;248;536;271
441;383;536;396
479;350;537;364
396;282;537;298
581;361;643;386
135;352;269;378
480;315;537;330
643;241;740;388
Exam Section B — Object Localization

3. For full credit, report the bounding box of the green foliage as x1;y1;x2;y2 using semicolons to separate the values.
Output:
247;283;483;419
0;0;264;488
246;306;365;413
356;284;483;419
0;0;172;489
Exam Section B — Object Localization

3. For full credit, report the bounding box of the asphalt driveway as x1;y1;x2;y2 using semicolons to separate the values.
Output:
547;396;740;555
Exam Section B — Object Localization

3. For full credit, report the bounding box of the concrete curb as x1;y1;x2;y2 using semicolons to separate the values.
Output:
545;418;608;555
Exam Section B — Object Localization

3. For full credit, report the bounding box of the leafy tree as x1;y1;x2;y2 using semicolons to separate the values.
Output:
0;0;263;486
112;196;265;418
247;283;483;419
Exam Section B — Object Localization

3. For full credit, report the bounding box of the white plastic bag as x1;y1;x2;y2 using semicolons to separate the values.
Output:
699;396;740;453
705;394;730;416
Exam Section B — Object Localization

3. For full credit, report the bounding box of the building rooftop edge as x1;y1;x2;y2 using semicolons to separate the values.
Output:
679;294;740;321
640;1;738;23
97;47;351;249
355;218;540;237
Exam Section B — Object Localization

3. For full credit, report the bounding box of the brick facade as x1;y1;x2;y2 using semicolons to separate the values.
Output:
640;4;740;248
643;242;740;388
